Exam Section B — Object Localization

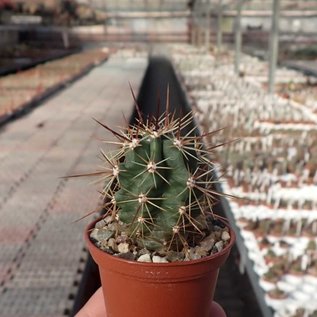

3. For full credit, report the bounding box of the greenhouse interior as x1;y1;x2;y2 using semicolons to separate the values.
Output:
0;1;317;317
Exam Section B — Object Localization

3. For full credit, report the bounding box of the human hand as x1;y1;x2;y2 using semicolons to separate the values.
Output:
75;287;227;317
75;287;105;317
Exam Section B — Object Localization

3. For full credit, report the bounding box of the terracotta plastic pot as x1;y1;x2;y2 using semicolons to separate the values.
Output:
85;216;236;317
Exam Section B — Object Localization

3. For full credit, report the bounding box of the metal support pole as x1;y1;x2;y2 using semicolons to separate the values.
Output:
194;27;198;46
103;0;107;35
192;2;198;46
197;1;202;47
205;2;211;51
196;2;203;47
196;25;200;47
234;0;243;74
268;0;281;95
191;17;195;45
217;0;223;51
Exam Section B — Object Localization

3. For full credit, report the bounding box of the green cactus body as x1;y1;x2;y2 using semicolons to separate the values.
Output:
100;113;217;252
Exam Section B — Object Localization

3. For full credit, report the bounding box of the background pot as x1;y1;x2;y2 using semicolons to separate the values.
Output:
85;216;236;317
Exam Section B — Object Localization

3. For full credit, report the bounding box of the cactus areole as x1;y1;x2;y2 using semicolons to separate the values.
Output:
90;105;231;256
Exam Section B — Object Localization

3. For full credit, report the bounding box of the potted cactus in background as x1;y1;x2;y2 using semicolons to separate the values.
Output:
81;92;235;317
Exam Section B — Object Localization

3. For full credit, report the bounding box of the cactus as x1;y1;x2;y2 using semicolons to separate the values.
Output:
87;92;226;253
67;90;230;253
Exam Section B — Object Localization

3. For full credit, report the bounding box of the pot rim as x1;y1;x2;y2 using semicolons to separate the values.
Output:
85;214;236;267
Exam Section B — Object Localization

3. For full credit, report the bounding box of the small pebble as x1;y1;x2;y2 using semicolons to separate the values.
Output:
118;242;130;253
221;231;230;242
215;241;224;252
98;243;114;255
116;233;128;244
194;246;208;257
108;238;118;252
137;254;152;262
95;219;107;229
185;247;202;260
213;225;223;232
199;234;215;252
166;251;185;262
97;228;115;241
104;215;114;224
117;252;135;261
90;228;99;241
152;256;169;263
107;222;119;231
138;248;151;256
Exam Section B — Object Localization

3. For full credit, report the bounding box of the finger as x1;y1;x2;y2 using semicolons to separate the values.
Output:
210;301;227;317
75;287;106;317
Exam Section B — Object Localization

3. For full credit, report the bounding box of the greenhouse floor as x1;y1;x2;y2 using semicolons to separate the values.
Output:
0;53;147;316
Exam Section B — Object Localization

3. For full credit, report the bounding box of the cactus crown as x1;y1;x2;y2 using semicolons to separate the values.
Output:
94;97;223;253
